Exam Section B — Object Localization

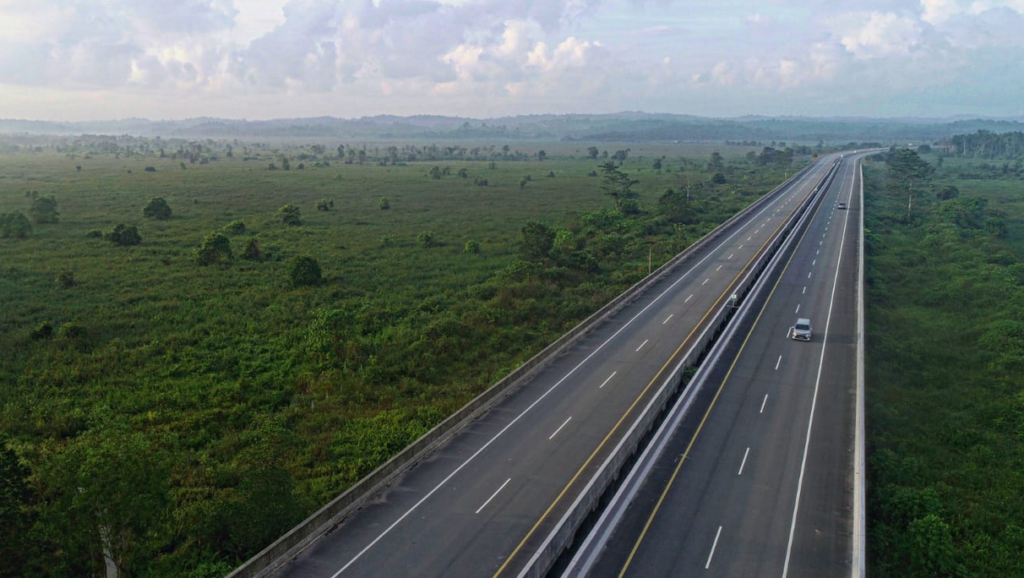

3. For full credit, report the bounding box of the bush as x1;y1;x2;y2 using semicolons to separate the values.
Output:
56;269;75;288
464;239;480;254
417;231;437;248
241;237;262;261
196;232;233;266
29;195;59;224
223;220;246;235
379;197;391;211
0;211;32;238
316;199;333;212
30;322;53;340
144;166;157;172
278;205;302;226
379;235;394;248
143;197;172;220
104;224;142;246
85;229;102;238
290;256;322;287
57;321;87;341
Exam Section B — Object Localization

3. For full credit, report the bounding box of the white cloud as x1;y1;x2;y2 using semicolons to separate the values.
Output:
839;12;922;59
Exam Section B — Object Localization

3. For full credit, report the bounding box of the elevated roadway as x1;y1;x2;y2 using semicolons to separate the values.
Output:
269;157;842;578
572;153;865;578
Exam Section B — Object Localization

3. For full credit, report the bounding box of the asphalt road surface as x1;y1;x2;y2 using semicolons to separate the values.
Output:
585;154;863;578
273;157;840;578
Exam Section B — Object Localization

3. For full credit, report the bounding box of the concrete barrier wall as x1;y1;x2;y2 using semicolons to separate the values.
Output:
517;158;842;578
226;161;822;578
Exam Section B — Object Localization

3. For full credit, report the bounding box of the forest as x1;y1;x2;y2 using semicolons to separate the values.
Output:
865;146;1024;576
0;138;796;577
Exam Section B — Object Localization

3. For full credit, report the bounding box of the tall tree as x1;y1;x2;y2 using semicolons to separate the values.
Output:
599;162;640;214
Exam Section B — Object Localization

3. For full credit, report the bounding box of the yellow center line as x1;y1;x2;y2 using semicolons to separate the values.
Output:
614;171;832;578
491;178;819;578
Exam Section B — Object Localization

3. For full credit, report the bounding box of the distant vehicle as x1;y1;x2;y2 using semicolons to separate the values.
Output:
790;318;813;341
837;202;847;210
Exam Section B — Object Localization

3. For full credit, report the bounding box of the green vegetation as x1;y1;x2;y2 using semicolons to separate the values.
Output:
143;197;173;220
865;148;1024;577
29;194;60;224
290;255;322;287
196;232;233;266
0;139;799;576
104;223;142;246
0;210;32;238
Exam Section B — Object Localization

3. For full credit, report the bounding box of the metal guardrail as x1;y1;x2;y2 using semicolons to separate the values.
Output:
225;160;825;578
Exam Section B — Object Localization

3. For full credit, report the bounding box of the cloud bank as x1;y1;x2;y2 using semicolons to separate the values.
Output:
0;0;1021;119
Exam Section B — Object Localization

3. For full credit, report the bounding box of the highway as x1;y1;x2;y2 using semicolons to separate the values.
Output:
575;154;864;578
271;157;840;578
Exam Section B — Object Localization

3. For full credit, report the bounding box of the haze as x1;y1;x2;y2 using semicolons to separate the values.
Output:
1;0;1023;121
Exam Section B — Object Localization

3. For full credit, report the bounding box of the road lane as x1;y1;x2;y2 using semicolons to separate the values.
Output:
583;154;863;578
272;158;840;578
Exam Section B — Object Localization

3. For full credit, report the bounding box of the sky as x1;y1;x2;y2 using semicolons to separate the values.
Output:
1;0;1023;121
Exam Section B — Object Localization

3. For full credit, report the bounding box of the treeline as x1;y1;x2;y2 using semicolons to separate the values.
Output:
941;130;1024;159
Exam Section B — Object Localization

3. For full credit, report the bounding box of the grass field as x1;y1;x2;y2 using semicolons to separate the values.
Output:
0;140;795;576
864;152;1024;577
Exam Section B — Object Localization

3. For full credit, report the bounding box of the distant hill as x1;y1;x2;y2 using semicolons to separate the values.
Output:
1;112;1022;143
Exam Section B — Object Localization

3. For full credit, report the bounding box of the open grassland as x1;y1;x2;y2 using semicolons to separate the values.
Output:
0;142;793;576
864;153;1024;577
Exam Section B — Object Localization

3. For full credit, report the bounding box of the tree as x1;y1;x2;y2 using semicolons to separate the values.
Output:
281;156;291;171
39;427;170;578
652;158;662;170
519;220;555;260
457;168;468;178
707;151;725;172
290;255;322;286
379;197;391;210
142;197;172;220
278;204;302;226
29;195;59;224
104;224;142;246
0;211;32;239
599;162;640;214
0;436;34;578
587;146;599;159
428;166;441;179
711;172;727;184
223;220;246;234
195;232;233;266
241;237;262;261
538;150;547;161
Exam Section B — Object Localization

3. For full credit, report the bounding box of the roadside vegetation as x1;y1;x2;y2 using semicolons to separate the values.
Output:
865;145;1024;577
0;137;806;576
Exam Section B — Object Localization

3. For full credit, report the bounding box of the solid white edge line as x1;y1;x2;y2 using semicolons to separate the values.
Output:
326;159;827;578
476;478;512;514
738;447;751;475
549;416;573;441
706;526;723;569
781;155;854;578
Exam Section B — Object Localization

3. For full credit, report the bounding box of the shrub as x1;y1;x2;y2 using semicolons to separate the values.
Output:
104;224;142;246
379;235;394;248
290;256;322;287
57;321;87;341
379;197;391;211
316;198;333;212
278;205;302;226
85;229;103;238
464;239;480;254
143;197;172;220
223;220;246;235
196;232;233;266
241;237;262;261
0;211;32;238
31;322;53;340
144;166;157;172
56;269;75;288
29;195;59;224
417;231;437;248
